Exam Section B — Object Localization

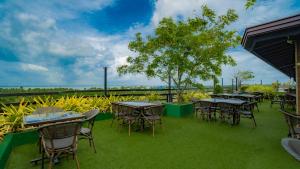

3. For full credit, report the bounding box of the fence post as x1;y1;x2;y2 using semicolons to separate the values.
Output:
221;78;224;87
232;79;234;93
168;73;172;102
235;77;238;92
104;67;108;96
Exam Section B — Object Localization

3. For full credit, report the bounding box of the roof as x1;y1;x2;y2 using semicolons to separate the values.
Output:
242;14;300;78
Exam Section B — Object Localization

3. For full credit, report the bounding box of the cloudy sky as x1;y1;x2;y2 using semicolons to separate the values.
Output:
0;0;299;87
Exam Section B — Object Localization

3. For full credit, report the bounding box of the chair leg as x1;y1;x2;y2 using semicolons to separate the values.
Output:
152;121;155;137
41;149;45;169
110;117;115;127
252;115;257;127
128;122;131;136
74;154;80;169
91;137;96;153
48;154;54;169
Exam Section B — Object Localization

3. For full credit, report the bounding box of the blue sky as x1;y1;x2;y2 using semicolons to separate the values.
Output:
0;0;300;87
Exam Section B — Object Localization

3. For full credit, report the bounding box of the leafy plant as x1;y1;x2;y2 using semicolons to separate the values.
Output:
183;91;210;102
214;85;223;94
118;5;240;102
1;98;34;132
245;85;275;96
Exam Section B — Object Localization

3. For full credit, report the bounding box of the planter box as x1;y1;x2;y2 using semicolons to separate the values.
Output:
165;103;194;117
95;112;112;121
0;130;38;169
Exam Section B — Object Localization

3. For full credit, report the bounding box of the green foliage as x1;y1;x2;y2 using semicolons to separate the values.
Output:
245;85;275;96
0;98;34;133
0;95;144;140
272;81;280;92
140;92;163;102
214;85;223;94
245;0;256;9
118;5;240;102
183;91;210;102
234;70;255;85
240;85;248;92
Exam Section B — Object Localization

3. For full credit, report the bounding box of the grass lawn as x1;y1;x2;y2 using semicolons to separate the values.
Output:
5;101;300;169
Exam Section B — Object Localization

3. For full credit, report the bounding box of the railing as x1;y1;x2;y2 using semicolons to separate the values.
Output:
0;88;198;108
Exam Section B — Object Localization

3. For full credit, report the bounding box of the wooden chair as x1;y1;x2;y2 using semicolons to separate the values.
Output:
33;106;64;153
111;103;125;127
194;101;215;121
270;95;284;108
79;109;99;153
38;121;82;169
239;102;257;127
281;111;300;139
143;105;164;136
120;106;139;136
218;102;235;124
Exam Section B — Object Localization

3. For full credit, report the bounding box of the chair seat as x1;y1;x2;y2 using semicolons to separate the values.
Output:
239;110;252;116
123;116;136;121
144;115;160;121
294;127;300;134
45;137;74;149
80;127;91;135
281;138;300;161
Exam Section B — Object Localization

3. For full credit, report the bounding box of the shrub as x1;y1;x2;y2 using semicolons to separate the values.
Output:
183;91;210;102
245;85;275;96
214;85;223;94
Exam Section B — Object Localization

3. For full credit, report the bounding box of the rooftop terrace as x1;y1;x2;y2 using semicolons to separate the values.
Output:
4;102;299;169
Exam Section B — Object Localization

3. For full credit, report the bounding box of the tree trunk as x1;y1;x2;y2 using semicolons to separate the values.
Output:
177;89;184;103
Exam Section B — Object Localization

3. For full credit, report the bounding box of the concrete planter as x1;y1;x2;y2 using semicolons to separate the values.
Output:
165;103;194;117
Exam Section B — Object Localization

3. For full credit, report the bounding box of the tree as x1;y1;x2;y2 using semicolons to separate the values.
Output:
245;0;256;9
117;5;241;102
233;70;255;88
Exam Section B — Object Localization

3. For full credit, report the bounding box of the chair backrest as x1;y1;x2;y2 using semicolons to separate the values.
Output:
281;111;300;137
38;121;81;149
33;106;63;115
145;105;164;116
197;101;212;108
218;102;235;113
83;109;99;130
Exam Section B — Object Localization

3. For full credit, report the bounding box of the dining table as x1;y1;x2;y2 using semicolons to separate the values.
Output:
196;98;247;125
23;111;85;127
113;101;161;130
212;93;257;102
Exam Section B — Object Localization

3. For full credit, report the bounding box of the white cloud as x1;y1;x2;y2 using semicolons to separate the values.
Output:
21;63;48;72
0;0;298;86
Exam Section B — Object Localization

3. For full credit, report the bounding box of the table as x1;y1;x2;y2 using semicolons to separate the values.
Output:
114;101;161;130
213;93;257;101
24;111;84;126
200;98;246;105
197;98;246;125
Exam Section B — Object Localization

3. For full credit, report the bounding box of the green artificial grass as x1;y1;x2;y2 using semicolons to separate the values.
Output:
5;102;300;169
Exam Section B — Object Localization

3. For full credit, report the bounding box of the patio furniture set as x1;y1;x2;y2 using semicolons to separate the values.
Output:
111;101;164;136
23;107;99;169
192;93;260;127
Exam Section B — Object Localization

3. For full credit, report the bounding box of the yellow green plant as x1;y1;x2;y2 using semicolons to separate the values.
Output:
183;91;210;102
1;98;34;132
139;92;163;102
245;85;275;96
